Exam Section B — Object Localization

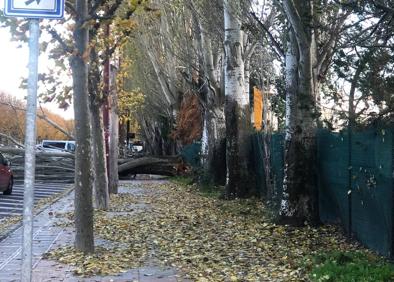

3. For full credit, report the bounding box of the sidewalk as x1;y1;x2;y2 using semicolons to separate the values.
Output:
0;180;182;282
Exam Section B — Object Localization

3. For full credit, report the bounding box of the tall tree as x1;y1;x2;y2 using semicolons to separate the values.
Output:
71;0;94;252
109;65;119;194
89;35;109;210
223;0;252;198
274;0;352;224
279;0;319;225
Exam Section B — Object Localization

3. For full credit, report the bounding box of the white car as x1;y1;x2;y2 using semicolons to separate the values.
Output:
37;140;75;153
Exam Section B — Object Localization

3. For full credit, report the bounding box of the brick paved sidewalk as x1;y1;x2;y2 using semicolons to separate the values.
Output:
0;180;182;282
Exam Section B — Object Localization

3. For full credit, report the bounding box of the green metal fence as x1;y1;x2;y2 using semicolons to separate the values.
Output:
253;127;394;256
180;142;202;169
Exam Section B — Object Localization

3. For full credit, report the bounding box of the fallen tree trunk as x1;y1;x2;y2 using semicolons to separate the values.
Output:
0;147;75;158
0;147;75;181
1;146;185;181
118;156;185;177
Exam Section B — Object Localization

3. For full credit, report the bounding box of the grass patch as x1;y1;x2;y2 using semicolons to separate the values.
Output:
197;183;224;198
170;175;224;198
308;251;394;282
170;175;194;186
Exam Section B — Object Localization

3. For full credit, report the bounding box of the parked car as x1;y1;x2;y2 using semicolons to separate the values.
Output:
37;140;75;153
129;141;144;153
0;153;13;195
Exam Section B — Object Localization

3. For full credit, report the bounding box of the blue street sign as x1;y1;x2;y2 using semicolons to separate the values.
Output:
4;0;64;19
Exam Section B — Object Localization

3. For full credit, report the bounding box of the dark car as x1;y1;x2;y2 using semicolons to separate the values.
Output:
0;153;13;195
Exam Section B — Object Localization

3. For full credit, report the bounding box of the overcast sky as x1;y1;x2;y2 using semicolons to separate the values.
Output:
0;7;74;120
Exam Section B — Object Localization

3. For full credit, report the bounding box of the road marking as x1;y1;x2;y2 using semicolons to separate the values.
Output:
0;183;72;218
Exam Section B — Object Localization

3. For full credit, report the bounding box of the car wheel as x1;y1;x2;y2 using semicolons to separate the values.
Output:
3;178;13;195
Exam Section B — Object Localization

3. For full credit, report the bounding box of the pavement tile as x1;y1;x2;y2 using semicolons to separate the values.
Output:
0;180;190;282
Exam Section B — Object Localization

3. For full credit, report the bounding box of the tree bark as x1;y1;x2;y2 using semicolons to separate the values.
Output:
70;0;94;252
90;98;109;210
280;0;319;225
190;9;225;185
109;66;119;194
118;156;183;177
224;0;252;198
281;29;298;217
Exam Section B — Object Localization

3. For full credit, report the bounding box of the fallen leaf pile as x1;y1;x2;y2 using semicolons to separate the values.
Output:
43;245;145;276
46;181;372;281
0;215;22;236
107;193;140;212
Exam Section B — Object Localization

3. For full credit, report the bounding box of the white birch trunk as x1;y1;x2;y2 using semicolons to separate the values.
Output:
280;29;298;217
223;0;252;198
224;2;246;106
280;0;319;225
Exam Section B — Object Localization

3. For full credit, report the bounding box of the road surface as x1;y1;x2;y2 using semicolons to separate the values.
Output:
0;182;72;218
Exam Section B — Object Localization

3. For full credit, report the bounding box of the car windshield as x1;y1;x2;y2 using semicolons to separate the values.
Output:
43;142;66;150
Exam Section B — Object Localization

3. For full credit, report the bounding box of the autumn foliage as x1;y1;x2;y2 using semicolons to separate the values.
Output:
0;91;74;143
170;93;202;145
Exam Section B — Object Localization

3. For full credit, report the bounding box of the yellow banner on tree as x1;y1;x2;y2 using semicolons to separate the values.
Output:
253;87;263;130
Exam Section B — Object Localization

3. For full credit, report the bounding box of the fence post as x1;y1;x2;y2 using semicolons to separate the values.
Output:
391;127;394;258
347;125;353;238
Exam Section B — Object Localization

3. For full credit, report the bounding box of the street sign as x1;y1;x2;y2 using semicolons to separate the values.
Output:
4;0;64;19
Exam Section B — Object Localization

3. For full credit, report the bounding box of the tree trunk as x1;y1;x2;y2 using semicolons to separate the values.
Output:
280;29;298;218
223;0;252;198
201;27;226;186
280;0;319;225
109;66;119;194
118;156;183;176
193;15;225;185
90;98;109;210
70;0;94;253
118;121;127;158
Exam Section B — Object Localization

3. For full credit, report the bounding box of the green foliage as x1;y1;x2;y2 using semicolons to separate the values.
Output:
170;175;194;186
197;183;224;199
170;174;223;199
307;251;394;282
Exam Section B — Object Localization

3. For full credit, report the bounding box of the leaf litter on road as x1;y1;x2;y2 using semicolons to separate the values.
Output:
44;181;375;281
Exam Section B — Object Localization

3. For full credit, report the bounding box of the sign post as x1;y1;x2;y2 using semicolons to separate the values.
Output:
4;1;64;281
21;18;39;282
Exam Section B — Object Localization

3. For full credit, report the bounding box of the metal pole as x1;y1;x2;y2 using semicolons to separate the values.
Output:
21;18;40;282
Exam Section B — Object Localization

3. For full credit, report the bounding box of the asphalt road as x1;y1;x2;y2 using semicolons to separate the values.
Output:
0;182;72;218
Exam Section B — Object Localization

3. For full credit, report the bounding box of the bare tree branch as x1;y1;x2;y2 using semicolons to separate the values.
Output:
250;12;285;58
282;0;309;47
372;0;394;15
0;133;24;148
0;101;74;139
48;29;74;54
65;0;77;16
